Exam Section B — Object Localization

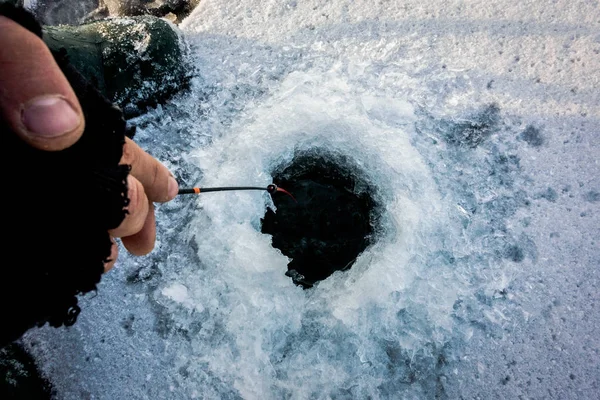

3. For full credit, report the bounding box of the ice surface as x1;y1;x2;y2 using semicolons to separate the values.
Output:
22;0;599;399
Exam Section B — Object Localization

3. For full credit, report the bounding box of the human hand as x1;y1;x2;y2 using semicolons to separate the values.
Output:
0;15;178;272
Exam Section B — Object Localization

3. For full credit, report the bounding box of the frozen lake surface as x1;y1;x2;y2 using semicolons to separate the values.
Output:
24;0;599;398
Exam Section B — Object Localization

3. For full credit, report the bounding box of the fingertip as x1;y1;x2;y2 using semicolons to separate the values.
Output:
20;95;85;151
167;176;179;201
122;202;156;256
121;138;178;203
0;16;85;151
108;176;149;238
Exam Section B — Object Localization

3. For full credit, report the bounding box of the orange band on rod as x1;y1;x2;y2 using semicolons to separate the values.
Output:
194;187;200;194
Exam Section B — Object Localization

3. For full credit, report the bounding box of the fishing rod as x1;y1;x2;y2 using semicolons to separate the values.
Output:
178;184;297;202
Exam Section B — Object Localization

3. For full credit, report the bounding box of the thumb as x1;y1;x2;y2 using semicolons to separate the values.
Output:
0;15;84;151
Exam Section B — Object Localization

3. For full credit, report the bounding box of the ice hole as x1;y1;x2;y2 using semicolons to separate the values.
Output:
261;152;381;287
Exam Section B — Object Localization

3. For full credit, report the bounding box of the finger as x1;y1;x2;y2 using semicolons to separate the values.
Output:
0;16;84;151
121;201;156;256
120;137;178;202
103;238;119;273
109;175;149;238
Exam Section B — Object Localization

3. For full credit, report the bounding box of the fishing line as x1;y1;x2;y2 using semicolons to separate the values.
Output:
178;184;297;202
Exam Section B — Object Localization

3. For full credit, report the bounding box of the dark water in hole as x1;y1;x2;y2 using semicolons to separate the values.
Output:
261;153;380;287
